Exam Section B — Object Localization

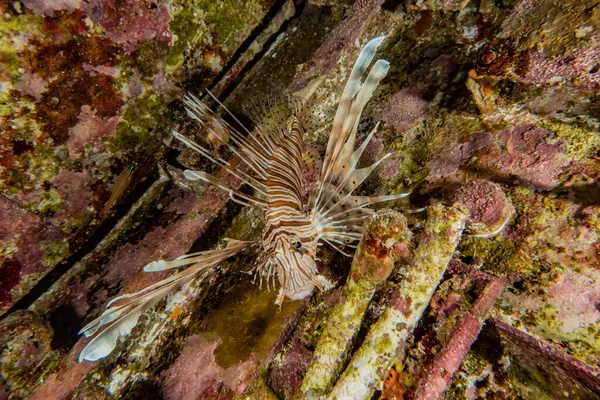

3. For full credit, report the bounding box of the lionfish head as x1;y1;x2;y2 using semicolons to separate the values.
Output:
258;233;326;305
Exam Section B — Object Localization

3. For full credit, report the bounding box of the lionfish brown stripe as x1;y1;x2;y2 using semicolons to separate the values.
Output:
263;221;313;241
267;200;302;209
265;176;302;200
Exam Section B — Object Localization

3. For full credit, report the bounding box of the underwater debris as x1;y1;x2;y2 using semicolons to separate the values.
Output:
329;203;467;399
413;263;506;399
297;210;412;398
77;36;410;362
454;179;514;238
491;318;600;396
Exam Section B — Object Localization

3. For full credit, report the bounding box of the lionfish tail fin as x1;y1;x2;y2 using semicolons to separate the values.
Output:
78;240;255;362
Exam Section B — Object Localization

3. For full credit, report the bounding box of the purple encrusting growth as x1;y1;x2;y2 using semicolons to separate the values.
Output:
381;88;430;133
454;179;514;237
161;334;257;399
429;124;569;190
67;106;120;160
270;337;313;399
0;197;67;312
1;0;599;397
97;0;172;53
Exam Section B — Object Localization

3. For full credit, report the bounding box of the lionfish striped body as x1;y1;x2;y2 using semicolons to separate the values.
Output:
78;37;408;362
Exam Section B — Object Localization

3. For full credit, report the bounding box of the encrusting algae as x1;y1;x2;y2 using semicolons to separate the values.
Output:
77;36;411;362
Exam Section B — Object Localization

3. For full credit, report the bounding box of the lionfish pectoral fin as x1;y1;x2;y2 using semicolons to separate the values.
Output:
78;279;181;362
143;240;255;272
78;240;255;362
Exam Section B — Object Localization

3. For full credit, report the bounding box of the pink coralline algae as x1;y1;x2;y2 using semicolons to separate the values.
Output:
161;334;257;400
380;156;402;180
547;273;600;333
98;0;172;53
67;105;120;160
270;337;313;398
428;124;568;190
380;88;430;133
454;179;514;237
50;169;98;230
0;197;67;312
491;124;568;190
522;48;600;89
427;131;495;184
22;0;81;16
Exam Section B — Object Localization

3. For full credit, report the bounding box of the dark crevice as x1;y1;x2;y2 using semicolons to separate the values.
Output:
206;0;306;103
49;305;82;351
2;169;159;318
164;147;187;171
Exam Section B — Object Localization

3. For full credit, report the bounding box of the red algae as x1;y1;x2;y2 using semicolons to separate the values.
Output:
67;106;120;160
428;124;569;191
99;0;172;53
161;334;257;399
454;179;514;237
0;197;68;312
50;170;98;230
381;88;430;133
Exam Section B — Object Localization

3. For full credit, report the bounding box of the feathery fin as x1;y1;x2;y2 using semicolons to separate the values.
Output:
78;240;254;362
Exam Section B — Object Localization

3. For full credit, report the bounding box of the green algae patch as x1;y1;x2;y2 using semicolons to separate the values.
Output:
539;119;600;160
375;335;393;353
111;92;168;156
460;236;531;276
35;189;64;218
0;12;43;83
38;239;69;267
203;280;299;369
520;303;600;368
165;0;267;73
0;238;19;258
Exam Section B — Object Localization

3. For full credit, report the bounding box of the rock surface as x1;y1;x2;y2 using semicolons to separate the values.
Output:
1;0;599;399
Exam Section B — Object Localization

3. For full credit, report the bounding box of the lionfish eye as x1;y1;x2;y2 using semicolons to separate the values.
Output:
292;240;302;249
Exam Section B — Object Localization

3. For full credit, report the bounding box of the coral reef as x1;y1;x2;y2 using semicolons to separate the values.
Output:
1;0;599;398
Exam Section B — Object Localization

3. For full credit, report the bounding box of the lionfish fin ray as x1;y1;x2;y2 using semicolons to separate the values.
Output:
78;240;254;361
144;239;254;271
316;38;390;216
183;94;271;177
320;36;386;185
183;170;267;209
78;282;179;362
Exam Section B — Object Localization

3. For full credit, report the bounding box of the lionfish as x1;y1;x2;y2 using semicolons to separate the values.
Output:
79;36;408;362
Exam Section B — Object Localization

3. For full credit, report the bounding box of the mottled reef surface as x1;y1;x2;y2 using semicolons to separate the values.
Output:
0;0;599;399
